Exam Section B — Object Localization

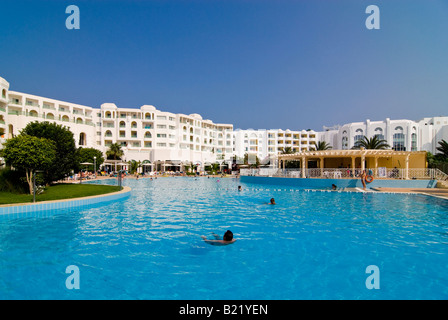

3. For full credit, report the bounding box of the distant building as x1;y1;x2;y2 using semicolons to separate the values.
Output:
232;128;318;164
318;117;448;154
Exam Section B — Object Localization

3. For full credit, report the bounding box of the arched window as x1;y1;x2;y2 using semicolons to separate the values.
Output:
119;121;126;128
393;127;405;151
105;111;111;118
76;117;83;124
79;132;86;146
1;89;6;98
46;113;55;120
145;113;151;120
374;127;384;140
8;124;13;139
105;130;112;137
29;110;38;117
131;121;137;128
62;115;69;122
411;133;417;151
144;131;152;139
354;129;364;144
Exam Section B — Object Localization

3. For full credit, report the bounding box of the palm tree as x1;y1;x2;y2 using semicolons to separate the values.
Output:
106;143;124;171
312;141;332;151
436;139;448;159
280;147;294;154
352;135;390;150
128;159;142;174
106;142;124;160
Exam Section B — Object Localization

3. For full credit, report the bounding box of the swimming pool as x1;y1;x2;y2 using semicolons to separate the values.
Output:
1;177;447;299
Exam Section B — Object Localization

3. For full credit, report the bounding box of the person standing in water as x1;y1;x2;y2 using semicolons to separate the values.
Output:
360;170;367;190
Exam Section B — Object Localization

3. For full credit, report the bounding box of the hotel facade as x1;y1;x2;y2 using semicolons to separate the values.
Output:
1;75;447;172
319;117;448;154
0;76;233;171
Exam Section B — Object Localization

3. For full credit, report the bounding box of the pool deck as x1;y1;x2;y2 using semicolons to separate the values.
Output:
372;187;448;200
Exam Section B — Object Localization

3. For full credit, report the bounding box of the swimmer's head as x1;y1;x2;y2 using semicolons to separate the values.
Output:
223;230;233;241
270;198;275;204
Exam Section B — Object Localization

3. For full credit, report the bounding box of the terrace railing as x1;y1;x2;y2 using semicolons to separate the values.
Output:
240;168;448;180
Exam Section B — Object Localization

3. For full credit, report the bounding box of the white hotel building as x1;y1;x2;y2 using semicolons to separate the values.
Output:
0;76;233;171
1;75;447;171
319;117;448;154
232;128;318;164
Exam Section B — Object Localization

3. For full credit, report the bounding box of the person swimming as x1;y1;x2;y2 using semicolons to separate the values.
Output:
238;185;242;191
201;230;236;246
269;198;276;205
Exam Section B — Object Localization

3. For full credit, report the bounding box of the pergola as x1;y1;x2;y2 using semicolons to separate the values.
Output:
276;149;427;179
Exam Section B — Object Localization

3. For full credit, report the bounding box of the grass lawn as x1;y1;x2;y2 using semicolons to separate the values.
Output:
0;183;122;205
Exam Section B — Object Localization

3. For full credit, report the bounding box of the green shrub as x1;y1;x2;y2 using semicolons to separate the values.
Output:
0;167;28;193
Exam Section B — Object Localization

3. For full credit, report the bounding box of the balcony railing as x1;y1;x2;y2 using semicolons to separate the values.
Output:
240;168;448;180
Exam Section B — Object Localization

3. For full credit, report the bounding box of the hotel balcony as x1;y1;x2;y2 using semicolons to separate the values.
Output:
9;98;22;106
0;93;7;104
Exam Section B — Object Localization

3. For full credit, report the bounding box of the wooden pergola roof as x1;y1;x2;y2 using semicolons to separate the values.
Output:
276;149;426;161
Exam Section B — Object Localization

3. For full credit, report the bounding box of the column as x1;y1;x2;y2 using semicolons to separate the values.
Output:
374;157;378;177
351;156;355;177
301;156;306;178
405;154;410;180
319;157;324;178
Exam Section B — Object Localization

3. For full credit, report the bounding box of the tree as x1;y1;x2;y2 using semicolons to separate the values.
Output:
352;135;390;150
128;160;142;174
76;147;105;172
20;121;77;184
312;141;332;151
280;147;294;154
2;135;56;194
106;143;124;161
436;139;448;159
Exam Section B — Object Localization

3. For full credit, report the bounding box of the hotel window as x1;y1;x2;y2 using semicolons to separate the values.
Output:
342;136;348;150
157;115;166;120
411;133;417;151
393;127;405;151
157;134;167;138
157;124;167;129
374;127;384;140
353;129;364;145
393;133;406;151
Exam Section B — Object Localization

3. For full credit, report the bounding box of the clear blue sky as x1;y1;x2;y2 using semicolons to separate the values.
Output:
1;0;447;131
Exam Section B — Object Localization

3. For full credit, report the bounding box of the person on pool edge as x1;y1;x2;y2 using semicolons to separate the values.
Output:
201;230;236;246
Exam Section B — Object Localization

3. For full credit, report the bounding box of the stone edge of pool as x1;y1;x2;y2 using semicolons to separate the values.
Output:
240;176;448;200
0;186;132;216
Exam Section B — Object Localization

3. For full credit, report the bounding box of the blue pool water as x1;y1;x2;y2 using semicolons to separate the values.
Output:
0;177;447;299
